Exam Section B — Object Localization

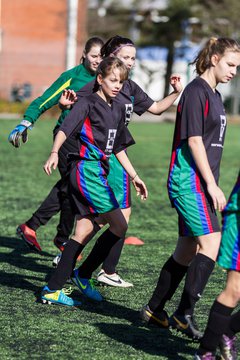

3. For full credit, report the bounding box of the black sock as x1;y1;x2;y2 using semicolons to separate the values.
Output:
176;253;215;316
148;255;188;312
77;229;121;279
198;300;234;354
102;237;124;274
226;310;240;338
48;239;84;290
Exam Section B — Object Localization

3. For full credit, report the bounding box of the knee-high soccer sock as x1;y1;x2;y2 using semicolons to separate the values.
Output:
48;239;84;290
176;253;215;316
198;300;234;355
225;310;240;338
148;255;188;312
102;237;124;274
77;229;121;279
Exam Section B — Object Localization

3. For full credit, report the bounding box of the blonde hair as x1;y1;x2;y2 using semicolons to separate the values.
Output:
191;37;240;75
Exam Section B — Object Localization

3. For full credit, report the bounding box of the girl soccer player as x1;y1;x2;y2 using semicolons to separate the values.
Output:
41;57;148;306
60;35;182;288
195;170;240;359
9;37;104;252
140;37;240;340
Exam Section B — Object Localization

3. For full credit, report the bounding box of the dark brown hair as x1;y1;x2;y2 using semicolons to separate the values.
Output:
81;37;104;64
101;35;135;58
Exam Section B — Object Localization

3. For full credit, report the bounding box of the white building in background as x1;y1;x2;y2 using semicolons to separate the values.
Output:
131;45;239;111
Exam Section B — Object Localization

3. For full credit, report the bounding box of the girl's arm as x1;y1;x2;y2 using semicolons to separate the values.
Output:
188;136;226;211
147;75;183;115
43;131;67;176
115;150;148;200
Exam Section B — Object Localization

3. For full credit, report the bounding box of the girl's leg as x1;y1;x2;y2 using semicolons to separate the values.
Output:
47;216;94;291
197;270;240;356
141;236;196;327
175;231;221;317
77;208;128;279
101;207;131;274
148;236;196;312
168;232;220;339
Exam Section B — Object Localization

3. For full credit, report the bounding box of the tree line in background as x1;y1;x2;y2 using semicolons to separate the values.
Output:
88;0;240;97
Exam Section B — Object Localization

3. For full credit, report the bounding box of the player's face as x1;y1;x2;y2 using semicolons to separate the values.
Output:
115;46;136;71
213;51;240;84
98;68;124;101
84;45;102;74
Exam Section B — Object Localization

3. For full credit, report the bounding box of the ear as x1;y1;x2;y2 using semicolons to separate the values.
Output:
82;50;86;60
211;54;220;66
97;74;103;85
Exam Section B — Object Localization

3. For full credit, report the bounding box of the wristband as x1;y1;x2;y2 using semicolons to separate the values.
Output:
20;120;33;128
51;151;58;154
131;173;138;181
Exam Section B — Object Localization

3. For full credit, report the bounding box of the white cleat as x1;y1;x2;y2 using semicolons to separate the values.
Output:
52;253;62;267
97;270;133;288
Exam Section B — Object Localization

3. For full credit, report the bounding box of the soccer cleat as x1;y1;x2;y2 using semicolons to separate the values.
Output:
53;238;83;261
52;253;62;267
219;334;237;360
169;312;203;340
41;286;81;306
194;352;216;360
53;238;67;252
97;270;133;288
17;223;42;252
140;304;169;328
71;269;103;302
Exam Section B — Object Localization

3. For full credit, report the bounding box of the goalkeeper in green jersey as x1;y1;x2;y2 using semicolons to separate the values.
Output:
8;37;104;253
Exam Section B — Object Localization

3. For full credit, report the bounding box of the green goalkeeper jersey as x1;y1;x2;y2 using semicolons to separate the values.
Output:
23;63;96;128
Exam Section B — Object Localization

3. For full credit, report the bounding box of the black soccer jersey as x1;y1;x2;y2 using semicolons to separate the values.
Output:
76;79;154;125
59;93;135;171
168;77;227;198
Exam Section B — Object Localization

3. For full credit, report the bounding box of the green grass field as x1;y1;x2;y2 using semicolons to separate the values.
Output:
0;118;239;360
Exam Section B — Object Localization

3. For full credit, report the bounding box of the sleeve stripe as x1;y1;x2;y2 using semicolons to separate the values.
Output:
39;78;72;109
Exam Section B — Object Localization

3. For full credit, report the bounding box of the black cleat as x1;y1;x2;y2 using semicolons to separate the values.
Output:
140;304;169;328
169;312;203;340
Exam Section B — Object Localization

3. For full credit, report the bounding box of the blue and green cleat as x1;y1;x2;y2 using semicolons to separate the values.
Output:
41;286;81;307
71;269;103;302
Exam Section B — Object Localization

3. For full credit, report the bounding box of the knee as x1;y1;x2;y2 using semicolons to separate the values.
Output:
174;246;196;266
198;233;221;261
118;221;128;237
74;223;94;243
111;219;128;238
230;286;240;304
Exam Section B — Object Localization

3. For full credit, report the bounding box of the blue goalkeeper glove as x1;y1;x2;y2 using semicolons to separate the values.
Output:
8;120;33;148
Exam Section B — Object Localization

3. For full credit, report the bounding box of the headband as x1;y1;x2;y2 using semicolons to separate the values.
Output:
112;43;135;54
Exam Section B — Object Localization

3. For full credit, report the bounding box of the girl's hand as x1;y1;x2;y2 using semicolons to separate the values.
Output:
207;183;226;212
132;175;148;200
43;153;59;176
170;74;183;94
59;89;78;109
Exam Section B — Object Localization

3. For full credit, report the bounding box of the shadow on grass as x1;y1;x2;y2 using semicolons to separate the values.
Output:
72;299;197;358
0;236;55;292
94;322;194;359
